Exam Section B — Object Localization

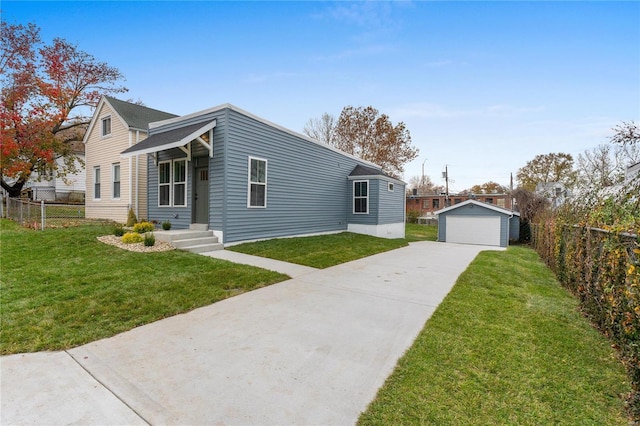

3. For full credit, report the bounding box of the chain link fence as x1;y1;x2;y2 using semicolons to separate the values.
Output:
3;198;113;229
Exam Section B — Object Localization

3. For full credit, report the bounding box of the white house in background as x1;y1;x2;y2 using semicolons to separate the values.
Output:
83;96;177;222
535;182;568;208
626;161;640;182
23;144;86;202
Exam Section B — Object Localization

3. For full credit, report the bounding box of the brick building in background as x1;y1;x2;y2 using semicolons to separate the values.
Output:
406;193;514;218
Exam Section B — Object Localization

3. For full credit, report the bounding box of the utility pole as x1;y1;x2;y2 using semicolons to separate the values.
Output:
421;158;427;194
443;165;450;206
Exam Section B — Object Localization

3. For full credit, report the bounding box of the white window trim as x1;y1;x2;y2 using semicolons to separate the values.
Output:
112;163;120;200
388;182;394;192
158;160;172;207
93;166;101;201
101;116;112;137
247;156;268;208
353;180;369;214
173;159;188;207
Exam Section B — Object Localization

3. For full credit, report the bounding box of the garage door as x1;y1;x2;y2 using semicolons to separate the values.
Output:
445;216;501;246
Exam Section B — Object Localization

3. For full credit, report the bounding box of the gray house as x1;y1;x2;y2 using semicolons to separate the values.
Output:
435;199;519;247
121;104;406;245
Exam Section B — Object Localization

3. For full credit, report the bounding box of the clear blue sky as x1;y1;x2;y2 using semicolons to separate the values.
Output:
4;1;639;191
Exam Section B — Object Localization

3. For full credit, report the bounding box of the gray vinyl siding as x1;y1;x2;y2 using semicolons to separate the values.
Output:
377;180;405;224
347;179;378;225
437;203;514;247
509;215;520;241
222;109;367;243
147;149;191;229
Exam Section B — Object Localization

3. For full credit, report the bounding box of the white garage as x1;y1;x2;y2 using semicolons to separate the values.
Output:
435;200;520;247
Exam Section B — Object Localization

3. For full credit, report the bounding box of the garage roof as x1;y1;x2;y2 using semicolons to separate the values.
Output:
434;199;520;216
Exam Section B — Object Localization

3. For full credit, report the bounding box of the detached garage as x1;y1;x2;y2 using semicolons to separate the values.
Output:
435;200;520;247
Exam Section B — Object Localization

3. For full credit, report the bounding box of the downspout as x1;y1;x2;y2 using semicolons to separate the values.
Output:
135;130;140;218
128;132;133;213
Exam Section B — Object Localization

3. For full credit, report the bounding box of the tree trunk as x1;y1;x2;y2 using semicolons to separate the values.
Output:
1;178;25;198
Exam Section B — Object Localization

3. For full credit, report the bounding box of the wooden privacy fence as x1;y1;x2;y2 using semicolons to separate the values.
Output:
532;221;639;418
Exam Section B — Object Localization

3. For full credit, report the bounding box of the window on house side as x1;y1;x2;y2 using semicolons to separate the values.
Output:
173;159;187;206
388;182;394;192
432;199;440;209
423;199;429;209
353;180;368;214
248;157;267;208
101;117;111;137
485;197;493;204
93;166;101;200
112;163;120;199
158;161;171;206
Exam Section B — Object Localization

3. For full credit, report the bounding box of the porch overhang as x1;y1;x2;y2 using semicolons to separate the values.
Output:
121;119;217;160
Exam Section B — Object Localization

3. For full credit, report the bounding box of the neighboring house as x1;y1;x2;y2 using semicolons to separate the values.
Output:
435;199;520;247
121;104;406;245
83;96;177;222
535;182;568;209
23;143;86;202
407;193;513;218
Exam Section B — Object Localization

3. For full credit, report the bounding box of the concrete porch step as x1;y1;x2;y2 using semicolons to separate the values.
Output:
154;228;223;254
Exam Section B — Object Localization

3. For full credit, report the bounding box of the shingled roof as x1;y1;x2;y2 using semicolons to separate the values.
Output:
105;96;178;131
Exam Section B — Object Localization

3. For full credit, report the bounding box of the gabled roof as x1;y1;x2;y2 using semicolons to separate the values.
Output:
121;119;217;157
434;199;520;216
104;96;178;131
348;164;405;184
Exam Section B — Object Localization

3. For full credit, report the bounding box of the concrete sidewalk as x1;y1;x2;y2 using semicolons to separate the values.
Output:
1;241;501;425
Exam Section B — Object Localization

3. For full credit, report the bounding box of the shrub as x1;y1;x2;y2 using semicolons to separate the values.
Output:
133;221;154;233
144;232;155;247
162;220;172;230
406;209;421;224
122;232;143;244
113;225;125;237
126;208;138;227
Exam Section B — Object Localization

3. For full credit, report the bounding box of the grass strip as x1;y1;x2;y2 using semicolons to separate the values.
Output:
228;232;408;268
358;246;630;425
0;221;287;354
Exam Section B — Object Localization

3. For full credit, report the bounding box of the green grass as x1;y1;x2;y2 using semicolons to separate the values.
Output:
405;223;438;242
358;246;630;425
0;220;288;354
229;232;408;269
228;224;438;269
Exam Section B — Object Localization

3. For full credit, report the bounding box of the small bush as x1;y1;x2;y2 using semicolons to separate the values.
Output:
162;220;172;230
122;232;144;244
406;209;421;224
133;221;154;233
144;232;155;247
126;208;138;227
113;225;125;237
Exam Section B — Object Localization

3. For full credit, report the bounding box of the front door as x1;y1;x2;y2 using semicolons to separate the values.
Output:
193;160;209;224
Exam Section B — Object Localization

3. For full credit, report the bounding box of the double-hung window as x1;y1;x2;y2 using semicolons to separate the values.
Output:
112;163;120;199
101;116;111;137
353;180;368;214
158;161;171;206
248;157;267;208
173;159;187;206
93;166;101;200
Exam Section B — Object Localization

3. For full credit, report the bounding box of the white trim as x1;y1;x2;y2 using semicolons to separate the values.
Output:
121;119;217;158
93;166;101;201
353;180;369;214
147;104;384;171
434;199;520;216
347;173;405;185
158;160;172;207
347;222;405;239
223;230;343;247
173;159;188;207
111;162;121;200
247;156;268;208
388;182;394;192
101;115;112;137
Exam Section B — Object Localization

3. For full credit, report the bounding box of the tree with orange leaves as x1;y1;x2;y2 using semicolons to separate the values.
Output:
1;22;127;197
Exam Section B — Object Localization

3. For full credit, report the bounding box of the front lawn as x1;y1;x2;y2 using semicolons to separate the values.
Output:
405;223;438;242
0;220;288;354
228;232;408;269
358;246;630;425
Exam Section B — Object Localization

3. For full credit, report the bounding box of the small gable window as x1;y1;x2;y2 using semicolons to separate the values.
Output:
248;157;267;208
101;116;111;137
388;182;394;192
353;180;368;214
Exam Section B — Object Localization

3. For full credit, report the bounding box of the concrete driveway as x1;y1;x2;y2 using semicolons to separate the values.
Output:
1;241;501;425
